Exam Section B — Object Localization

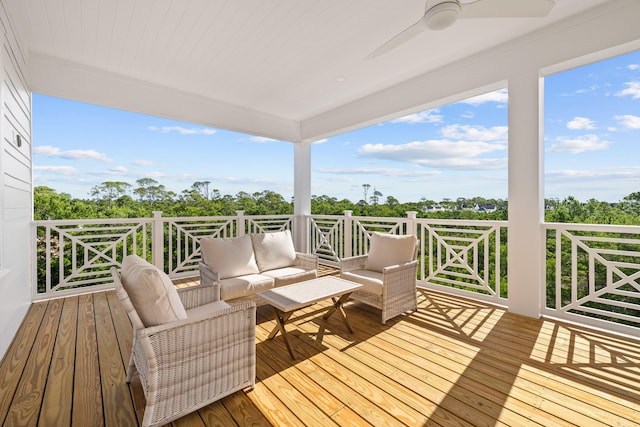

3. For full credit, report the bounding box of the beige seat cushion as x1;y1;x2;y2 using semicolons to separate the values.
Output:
341;270;384;295
200;234;260;279
251;230;297;271
219;274;275;300
186;300;231;321
364;232;417;273
262;266;317;287
121;255;188;327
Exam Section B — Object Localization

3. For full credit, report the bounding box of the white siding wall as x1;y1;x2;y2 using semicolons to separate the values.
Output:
0;1;31;359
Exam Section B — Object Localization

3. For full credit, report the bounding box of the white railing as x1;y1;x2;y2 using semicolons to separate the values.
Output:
162;213;293;278
308;211;415;263
308;212;508;306
417;219;508;305
32;211;640;337
543;222;640;337
33;217;154;299
32;211;294;300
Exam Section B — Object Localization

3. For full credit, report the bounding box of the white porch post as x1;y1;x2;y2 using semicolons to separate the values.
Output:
152;211;164;270
293;141;311;252
507;72;544;318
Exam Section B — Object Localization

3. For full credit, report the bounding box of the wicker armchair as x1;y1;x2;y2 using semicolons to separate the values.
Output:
111;267;256;427
340;233;419;324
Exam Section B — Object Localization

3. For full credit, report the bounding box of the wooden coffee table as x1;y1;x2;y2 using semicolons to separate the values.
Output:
257;276;362;359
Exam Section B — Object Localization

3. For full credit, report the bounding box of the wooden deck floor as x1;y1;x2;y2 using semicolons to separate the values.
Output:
1;282;640;426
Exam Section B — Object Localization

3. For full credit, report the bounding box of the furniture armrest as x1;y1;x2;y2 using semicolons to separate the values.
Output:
382;260;419;292
177;280;220;309
382;259;419;274
135;302;256;382
295;252;318;271
198;262;222;301
140;301;256;346
340;255;368;273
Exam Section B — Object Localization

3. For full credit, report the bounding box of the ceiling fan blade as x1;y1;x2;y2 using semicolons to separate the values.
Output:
459;0;555;19
365;18;426;60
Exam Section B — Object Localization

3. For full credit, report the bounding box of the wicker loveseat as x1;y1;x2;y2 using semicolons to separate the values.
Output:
111;255;256;427
199;229;318;303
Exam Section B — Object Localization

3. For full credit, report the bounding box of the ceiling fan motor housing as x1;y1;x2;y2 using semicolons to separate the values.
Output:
424;1;461;30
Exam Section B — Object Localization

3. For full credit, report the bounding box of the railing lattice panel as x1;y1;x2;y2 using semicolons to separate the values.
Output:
166;217;236;277
36;219;152;295
418;221;507;299
309;216;344;263
545;226;640;330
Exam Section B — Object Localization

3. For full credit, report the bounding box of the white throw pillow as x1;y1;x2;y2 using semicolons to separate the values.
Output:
364;232;417;273
251;230;297;271
121;255;187;327
200;234;260;279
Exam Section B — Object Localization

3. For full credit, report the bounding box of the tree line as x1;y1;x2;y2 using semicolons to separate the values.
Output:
33;178;640;225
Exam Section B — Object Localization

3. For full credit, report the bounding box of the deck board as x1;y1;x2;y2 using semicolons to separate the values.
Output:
72;293;104;427
0;302;47;424
38;296;78;426
6;298;63;426
1;281;639;427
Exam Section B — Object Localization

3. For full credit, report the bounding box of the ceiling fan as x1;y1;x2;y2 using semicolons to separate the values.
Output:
366;0;556;59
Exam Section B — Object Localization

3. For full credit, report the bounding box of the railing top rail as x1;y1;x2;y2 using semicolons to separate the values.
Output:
161;215;240;221
33;217;154;226
543;222;640;233
349;215;411;223
163;214;294;221
243;214;294;218
415;218;508;226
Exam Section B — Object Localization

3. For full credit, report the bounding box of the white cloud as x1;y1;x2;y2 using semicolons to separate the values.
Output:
566;117;596;130
148;126;217;135
316;167;439;177
546;167;640;182
615;114;640;129
132;159;157;167
628;64;639;71
547;135;612;154
391;109;443;124
249;136;277;143
458;88;508;106
441;125;508;141
616;81;640;99
358;139;506;170
109;166;129;173
33;165;79;175
575;85;599;95
34;145;112;162
414;157;508;170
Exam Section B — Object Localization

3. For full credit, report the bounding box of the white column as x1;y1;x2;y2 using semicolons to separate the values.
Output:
293;142;311;252
507;72;544;318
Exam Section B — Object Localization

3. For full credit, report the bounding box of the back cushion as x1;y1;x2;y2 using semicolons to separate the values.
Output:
121;255;187;327
251;230;297;271
200;234;260;279
364;232;417;273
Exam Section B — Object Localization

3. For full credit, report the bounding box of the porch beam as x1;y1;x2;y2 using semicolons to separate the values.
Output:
28;53;301;143
507;72;544;318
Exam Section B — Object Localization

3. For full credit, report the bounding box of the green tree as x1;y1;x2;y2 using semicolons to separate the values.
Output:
34;186;72;220
89;181;132;209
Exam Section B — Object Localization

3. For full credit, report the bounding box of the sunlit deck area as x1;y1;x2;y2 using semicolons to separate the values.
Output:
2;277;639;427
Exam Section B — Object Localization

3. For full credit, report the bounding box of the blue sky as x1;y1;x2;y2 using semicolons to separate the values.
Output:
33;49;639;203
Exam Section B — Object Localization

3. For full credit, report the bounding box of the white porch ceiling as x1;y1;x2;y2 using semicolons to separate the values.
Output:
5;0;637;142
